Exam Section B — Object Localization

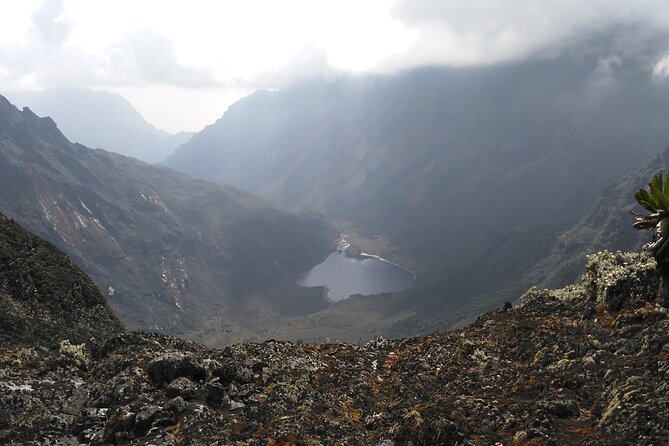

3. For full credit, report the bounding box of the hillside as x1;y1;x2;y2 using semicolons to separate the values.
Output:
3;88;192;163
2;213;667;444
166;26;669;334
526;146;669;290
0;212;122;347
0;95;337;342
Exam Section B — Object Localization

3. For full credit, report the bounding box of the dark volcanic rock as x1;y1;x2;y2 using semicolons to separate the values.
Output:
147;353;207;387
0;212;123;347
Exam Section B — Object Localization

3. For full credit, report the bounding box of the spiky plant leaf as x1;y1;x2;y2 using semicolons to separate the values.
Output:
635;189;657;212
653;171;663;194
650;173;669;209
632;171;669;264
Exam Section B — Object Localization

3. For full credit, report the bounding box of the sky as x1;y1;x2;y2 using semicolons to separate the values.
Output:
1;0;668;133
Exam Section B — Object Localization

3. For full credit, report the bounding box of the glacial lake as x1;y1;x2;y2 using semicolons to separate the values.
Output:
298;251;415;302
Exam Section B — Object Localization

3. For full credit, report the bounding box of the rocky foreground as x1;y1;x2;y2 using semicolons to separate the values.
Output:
1;210;668;445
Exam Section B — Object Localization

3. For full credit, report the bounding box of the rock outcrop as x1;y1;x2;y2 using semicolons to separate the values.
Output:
0;212;122;348
1;214;667;445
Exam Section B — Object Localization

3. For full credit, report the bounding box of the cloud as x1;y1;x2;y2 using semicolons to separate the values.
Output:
385;0;669;69
596;55;622;76
654;54;669;81
241;46;340;89
30;0;74;46
91;32;222;88
0;0;221;90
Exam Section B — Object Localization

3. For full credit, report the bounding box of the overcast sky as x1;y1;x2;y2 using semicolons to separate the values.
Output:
1;0;668;133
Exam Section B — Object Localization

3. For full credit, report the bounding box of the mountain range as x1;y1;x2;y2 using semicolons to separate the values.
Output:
3;88;193;163
0;94;337;343
3;26;669;343
166;26;669;332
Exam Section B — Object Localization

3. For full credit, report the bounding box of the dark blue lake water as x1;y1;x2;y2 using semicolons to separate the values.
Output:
298;252;415;302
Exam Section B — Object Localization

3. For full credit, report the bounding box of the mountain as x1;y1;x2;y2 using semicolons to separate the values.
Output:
0;212;123;347
2;212;667;444
166;26;669;332
0;94;337;342
3;88;193;163
526;146;669;290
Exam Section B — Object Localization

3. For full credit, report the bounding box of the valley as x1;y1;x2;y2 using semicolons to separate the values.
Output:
4;2;669;444
4;26;669;345
0;95;339;344
165;26;669;339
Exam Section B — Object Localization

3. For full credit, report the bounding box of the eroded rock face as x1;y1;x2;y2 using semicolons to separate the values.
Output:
1;249;668;444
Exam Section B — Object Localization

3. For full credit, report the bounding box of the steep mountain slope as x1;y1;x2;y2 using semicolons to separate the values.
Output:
3;88;192;163
0;212;123;347
166;27;669;333
527;146;669;290
0;95;337;340
2;217;667;444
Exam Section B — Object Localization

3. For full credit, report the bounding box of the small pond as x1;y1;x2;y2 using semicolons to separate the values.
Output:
298;251;415;302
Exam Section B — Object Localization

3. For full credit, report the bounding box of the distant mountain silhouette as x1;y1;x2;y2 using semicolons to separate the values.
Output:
166;26;669;332
0;94;337;341
3;88;192;162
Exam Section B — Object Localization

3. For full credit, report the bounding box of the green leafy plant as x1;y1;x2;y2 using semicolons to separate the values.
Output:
632;170;669;307
632;171;669;260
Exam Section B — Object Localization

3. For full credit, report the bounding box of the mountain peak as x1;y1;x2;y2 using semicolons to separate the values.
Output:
21;105;39;120
0;94;23;126
3;89;193;162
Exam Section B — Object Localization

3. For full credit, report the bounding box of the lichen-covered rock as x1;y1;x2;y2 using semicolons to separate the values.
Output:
582;250;660;311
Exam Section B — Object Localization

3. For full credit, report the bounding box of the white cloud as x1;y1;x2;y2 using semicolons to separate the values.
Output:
385;0;669;69
30;0;73;46
243;46;340;89
91;32;222;88
2;0;668;132
654;54;669;80
0;1;221;90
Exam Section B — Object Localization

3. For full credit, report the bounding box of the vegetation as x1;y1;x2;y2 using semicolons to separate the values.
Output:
632;170;669;305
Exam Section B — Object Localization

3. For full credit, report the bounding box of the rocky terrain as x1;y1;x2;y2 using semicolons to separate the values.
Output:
1;212;667;445
0;213;122;348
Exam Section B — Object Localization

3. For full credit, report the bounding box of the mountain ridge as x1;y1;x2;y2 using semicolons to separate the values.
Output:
3;88;193;163
0;94;338;343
